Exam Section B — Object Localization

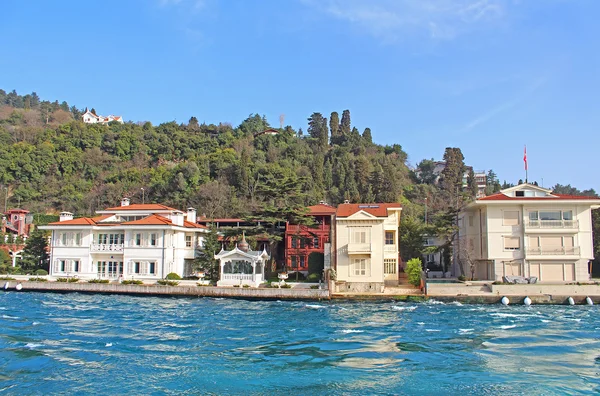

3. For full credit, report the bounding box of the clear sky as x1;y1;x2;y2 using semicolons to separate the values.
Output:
1;0;598;191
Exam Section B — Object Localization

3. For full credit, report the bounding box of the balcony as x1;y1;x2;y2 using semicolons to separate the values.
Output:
525;220;579;229
286;224;329;232
90;243;124;252
384;244;397;253
347;243;372;254
526;247;580;256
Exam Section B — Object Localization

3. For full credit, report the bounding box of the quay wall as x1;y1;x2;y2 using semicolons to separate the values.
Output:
1;281;330;300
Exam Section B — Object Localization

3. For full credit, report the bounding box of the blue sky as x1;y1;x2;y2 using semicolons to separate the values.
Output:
1;0;598;191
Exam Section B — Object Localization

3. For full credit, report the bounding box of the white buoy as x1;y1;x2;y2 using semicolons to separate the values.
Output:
3;282;8;290
567;297;575;305
15;283;22;291
586;297;594;306
524;296;532;306
501;296;509;306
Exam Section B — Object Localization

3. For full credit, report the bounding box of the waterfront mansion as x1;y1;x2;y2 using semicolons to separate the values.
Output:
40;199;208;280
458;183;600;282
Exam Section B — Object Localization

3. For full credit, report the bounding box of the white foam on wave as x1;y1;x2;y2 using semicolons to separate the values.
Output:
25;343;43;348
427;300;446;305
489;313;538;318
425;329;440;332
305;304;326;309
541;319;551;323
417;322;425;325
32;322;40;326
451;301;464;306
105;343;113;347
2;314;19;319
459;328;474;334
339;329;364;334
500;325;517;330
565;318;582;322
392;306;417;312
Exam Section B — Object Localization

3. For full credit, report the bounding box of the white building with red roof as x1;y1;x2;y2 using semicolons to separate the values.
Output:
333;202;402;292
39;198;207;281
82;108;124;125
458;183;600;282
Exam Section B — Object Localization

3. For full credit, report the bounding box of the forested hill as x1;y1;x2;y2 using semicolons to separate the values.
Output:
0;89;415;218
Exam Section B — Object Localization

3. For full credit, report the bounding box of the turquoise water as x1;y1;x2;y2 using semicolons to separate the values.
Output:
1;293;600;395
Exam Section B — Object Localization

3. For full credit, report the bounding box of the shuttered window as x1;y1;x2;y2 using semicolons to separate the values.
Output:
504;237;520;250
503;211;520;226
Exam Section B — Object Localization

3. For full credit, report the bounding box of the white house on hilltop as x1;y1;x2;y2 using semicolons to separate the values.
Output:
82;108;124;124
457;183;600;282
39;199;208;280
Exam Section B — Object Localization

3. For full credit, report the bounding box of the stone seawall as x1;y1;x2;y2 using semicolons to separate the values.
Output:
2;281;330;300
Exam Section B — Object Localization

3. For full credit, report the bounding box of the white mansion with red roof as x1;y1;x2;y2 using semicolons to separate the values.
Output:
82;108;124;124
458;183;600;282
39;198;207;280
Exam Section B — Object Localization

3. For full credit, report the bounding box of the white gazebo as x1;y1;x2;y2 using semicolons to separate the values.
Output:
215;234;269;287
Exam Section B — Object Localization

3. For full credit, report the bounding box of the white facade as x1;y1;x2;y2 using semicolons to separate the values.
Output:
82;109;124;124
334;203;402;292
40;200;207;281
458;183;600;282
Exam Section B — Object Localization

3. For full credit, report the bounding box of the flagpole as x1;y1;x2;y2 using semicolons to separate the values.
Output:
524;145;528;184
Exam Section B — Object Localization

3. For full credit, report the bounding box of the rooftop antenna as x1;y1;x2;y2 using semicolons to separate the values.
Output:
523;145;528;184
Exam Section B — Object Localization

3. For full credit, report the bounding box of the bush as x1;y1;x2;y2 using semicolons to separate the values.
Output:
29;277;48;282
165;273;182;280
458;275;466;282
310;285;319;289
243;284;250;288
233;284;240;288
157;280;179;286
280;284;292;288
121;280;143;285
88;279;110;284
406;258;423;287
67;278;79;283
56;278;68;282
289;271;306;281
0;276;16;280
35;269;48;276
307;273;321;282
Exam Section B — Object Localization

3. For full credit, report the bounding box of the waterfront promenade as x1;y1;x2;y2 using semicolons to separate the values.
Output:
3;276;600;304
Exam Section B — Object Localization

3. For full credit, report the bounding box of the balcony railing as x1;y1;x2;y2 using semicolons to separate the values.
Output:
286;224;329;232
525;220;579;229
221;274;254;281
526;247;580;256
90;243;124;252
348;243;372;254
384;244;397;252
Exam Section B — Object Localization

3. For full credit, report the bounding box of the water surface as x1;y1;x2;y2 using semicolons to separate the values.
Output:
1;292;599;395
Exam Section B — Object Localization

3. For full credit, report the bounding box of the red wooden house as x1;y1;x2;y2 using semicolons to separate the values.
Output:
284;202;336;273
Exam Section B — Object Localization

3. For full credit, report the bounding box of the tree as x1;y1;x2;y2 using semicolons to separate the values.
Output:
415;159;438;185
440;147;466;196
307;112;328;152
329;111;339;140
195;225;220;281
399;215;427;263
21;228;50;271
340;109;351;136
466;168;478;199
362;128;372;144
90;108;97;115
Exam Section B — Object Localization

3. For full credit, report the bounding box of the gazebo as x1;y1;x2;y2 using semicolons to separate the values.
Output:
215;233;269;287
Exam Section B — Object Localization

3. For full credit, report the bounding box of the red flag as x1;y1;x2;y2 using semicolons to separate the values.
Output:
523;146;528;171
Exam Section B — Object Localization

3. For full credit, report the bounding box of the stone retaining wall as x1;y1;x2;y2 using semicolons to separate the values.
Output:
1;281;330;300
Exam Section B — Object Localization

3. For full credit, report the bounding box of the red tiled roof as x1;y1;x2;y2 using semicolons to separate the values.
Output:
48;217;98;226
479;193;600;201
307;204;336;215
122;214;172;226
336;203;402;218
198;218;245;222
103;204;179;211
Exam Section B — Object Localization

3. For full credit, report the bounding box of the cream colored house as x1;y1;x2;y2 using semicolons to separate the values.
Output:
458;183;600;282
333;203;402;292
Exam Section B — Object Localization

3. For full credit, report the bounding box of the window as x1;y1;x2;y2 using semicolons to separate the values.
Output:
149;262;156;275
185;235;192;248
75;233;82;246
504;236;520;250
539;211;561;221
529;211;538;221
313;237;320;249
291;238;297;248
468;216;474;227
424;238;435;246
563;211;573;221
151;233;158;246
300;238;306;248
131;261;156;275
503;211;520;226
60;233;67;246
291;256;297;268
134;262;140;274
384;258;397;274
135;233;142;246
300;256;306;268
385;231;395;245
73;260;80;272
351;257;369;276
60;260;66;272
350;228;369;244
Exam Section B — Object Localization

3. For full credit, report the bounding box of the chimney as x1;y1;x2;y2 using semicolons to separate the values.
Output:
319;200;327;205
343;199;350;204
172;211;184;227
186;207;197;224
121;197;130;207
60;212;74;222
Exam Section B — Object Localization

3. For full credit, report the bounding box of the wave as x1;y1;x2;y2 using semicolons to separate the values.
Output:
339;329;364;334
2;315;19;319
459;328;474;334
500;325;517;329
25;343;43;348
425;329;440;332
305;304;326;309
392;306;417;312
